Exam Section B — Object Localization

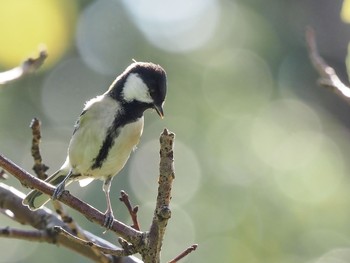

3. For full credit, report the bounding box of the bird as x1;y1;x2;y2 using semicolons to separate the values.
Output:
22;61;167;228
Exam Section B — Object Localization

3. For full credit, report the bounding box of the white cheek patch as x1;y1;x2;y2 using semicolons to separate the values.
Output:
122;73;153;103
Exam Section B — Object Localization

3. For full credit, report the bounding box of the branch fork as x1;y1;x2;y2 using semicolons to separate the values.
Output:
119;190;140;231
0;123;196;262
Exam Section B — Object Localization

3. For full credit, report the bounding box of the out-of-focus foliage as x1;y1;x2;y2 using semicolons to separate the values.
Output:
0;0;77;68
1;0;350;262
342;0;350;23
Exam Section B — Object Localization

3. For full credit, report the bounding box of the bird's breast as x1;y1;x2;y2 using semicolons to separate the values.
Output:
68;95;144;180
96;117;144;176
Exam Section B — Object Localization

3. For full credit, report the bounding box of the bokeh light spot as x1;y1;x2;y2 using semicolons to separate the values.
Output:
42;57;111;125
202;49;274;119
275;136;345;204
76;0;142;74
251;99;345;203
205;116;266;185
190;184;252;236
301;230;350;256
251;98;322;169
129;139;201;205
121;0;220;53
314;248;350;263
0;0;76;68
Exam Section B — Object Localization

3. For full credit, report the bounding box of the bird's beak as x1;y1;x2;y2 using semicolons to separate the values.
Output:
154;104;164;119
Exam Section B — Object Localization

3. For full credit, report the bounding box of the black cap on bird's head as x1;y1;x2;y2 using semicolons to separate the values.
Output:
109;62;167;118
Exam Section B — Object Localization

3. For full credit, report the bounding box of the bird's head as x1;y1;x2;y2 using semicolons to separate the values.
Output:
109;62;167;118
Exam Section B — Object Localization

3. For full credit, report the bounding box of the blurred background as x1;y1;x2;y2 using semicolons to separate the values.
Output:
1;0;350;262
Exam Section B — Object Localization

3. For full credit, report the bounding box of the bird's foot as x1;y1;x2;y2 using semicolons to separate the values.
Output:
103;210;115;232
52;183;65;200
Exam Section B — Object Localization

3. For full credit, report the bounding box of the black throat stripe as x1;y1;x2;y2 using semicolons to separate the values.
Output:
90;101;147;170
91;125;120;170
72;107;120;170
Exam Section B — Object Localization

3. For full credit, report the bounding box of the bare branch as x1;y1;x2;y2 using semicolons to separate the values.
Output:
306;27;350;100
119;190;140;231
0;182;68;228
30;118;49;180
0;128;189;262
29;118;108;259
168;244;198;263
118;237;138;256
54;226;130;258
0;48;47;84
0;227;54;243
54;202;113;263
0;183;142;263
142;129;176;262
0;154;143;243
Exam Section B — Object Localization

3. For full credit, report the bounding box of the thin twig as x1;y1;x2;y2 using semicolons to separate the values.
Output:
53;202;78;235
168;244;198;263
0;47;47;84
54;226;130;257
53;202;111;263
119;190;140;230
306;26;350;100
30;118;49;180
0;227;55;243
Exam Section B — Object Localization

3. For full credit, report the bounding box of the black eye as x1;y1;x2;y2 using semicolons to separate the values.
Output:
149;88;156;96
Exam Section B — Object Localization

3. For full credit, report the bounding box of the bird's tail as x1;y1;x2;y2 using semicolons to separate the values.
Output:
22;169;72;210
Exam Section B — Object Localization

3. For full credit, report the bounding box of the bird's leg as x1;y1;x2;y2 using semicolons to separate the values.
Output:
103;176;115;229
52;169;73;200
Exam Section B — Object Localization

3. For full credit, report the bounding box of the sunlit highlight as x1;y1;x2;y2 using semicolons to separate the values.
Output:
0;0;76;68
121;0;220;53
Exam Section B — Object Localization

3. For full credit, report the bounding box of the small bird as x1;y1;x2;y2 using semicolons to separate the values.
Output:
23;61;167;228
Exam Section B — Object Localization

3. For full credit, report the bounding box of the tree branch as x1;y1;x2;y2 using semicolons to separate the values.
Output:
0;128;196;262
0;183;142;263
30;118;49;180
0;227;54;243
141;129;175;262
0;154;143;243
306;26;350;100
53;226;130;257
168;244;198;263
29;117;109;260
0;48;47;84
119;190;140;231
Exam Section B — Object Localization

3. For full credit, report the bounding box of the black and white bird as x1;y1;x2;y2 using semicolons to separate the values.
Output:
23;61;167;228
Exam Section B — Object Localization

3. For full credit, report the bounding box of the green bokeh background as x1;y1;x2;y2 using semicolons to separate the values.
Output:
2;0;350;262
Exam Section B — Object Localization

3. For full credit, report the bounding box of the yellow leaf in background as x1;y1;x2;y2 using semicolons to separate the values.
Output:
0;0;77;69
341;0;350;23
